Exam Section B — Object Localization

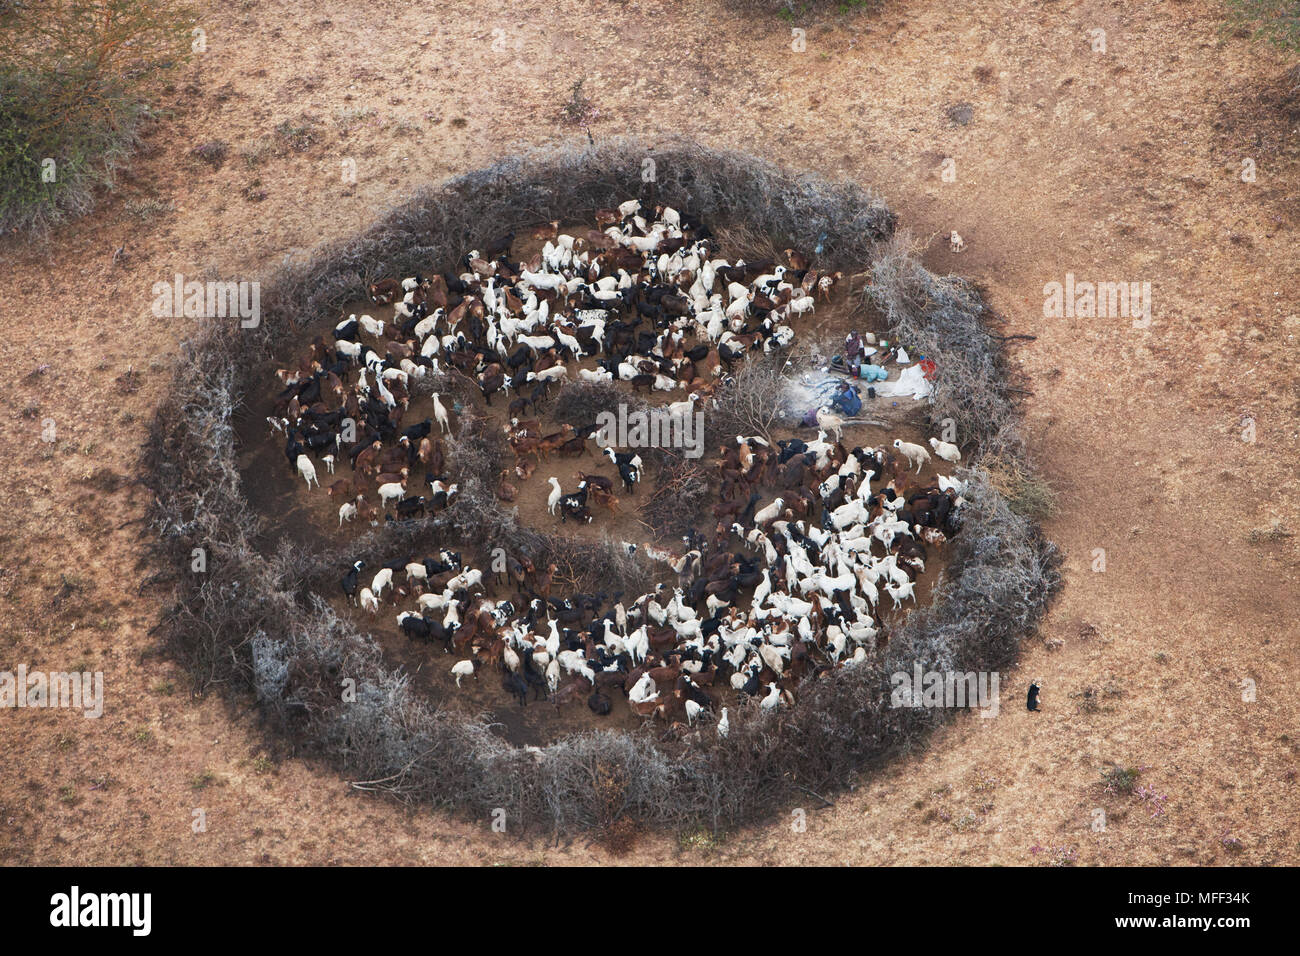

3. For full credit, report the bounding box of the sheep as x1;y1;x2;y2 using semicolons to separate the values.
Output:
378;480;406;508
666;393;700;418
886;577;916;607
628;671;658;704
357;314;385;338
295;454;319;490
417;590;452;613
684;699;703;726
937;474;966;495
371;567;394;599
892;439;931;473
431;393;451;435
758;643;786;676
526;365;568;384
519;268;567;292
338;500;357;526
451;660;477;687
293;202;979;719
753;497;785;527
787;292;815;317
359;587;379;615
815;407;844;442
447;568;483;593
928;437;961;462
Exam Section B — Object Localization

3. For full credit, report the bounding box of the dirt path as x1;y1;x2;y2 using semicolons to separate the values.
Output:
1;0;1296;865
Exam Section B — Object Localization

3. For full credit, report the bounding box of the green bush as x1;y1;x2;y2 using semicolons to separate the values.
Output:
1226;1;1300;51
0;0;194;235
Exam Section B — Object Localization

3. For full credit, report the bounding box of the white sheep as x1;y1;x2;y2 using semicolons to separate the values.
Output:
547;477;563;515
893;439;931;473
666;393;699;418
447;568;483;593
377;481;406;508
431;393;451;435
338;501;357;526
371;567;393;599
357;314;385;337
787;292;816;317
886;577;916;607
417;591;451;613
295;454;319;490
929;437;961;462
753;497;785;527
684;699;702;726
629;672;658;704
451;660;476;687
760;682;783;711
526;365;567;384
717;707;730;737
758;643;786;676
358;587;379;614
815;407;844;442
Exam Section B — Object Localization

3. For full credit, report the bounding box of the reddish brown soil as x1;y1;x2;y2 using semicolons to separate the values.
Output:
1;0;1296;866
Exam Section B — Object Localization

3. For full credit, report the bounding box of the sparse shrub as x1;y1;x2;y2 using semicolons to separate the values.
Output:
123;197;174;221
558;79;598;126
1101;765;1142;796
979;454;1058;520
274;116;320;152
0;0;194;235
704;353;805;444
1225;1;1300;51
334;105;377;134
238;141;273;168
193;139;229;169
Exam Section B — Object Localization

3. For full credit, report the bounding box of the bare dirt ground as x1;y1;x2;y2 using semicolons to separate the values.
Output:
1;0;1297;866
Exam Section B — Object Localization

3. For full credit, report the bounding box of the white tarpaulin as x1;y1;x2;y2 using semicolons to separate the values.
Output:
874;363;933;401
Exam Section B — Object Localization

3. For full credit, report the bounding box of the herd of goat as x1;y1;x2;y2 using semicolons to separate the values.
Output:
266;199;966;729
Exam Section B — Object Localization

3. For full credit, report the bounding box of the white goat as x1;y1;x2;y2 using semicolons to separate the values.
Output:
295;454;319;490
893;439;931;473
451;660;477;687
929;437;961;462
